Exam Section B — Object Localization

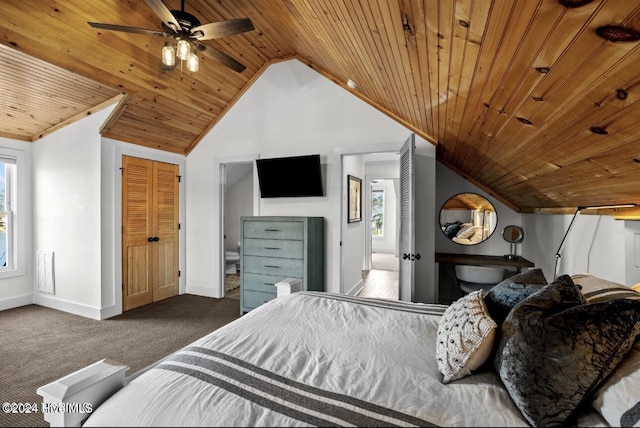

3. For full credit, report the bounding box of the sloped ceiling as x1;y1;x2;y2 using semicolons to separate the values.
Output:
1;0;639;215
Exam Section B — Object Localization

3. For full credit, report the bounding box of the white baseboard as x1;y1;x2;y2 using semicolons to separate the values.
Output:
33;293;102;320
0;294;33;311
100;304;121;320
185;284;221;299
346;279;364;296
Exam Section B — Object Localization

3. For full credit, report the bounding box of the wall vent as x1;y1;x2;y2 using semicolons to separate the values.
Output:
37;250;55;294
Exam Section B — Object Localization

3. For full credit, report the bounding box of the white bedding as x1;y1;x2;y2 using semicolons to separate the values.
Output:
83;292;607;427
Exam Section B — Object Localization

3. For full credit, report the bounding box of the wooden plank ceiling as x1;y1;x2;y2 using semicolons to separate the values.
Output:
0;0;639;214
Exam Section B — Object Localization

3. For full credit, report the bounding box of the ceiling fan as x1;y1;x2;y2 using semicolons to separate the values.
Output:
88;0;254;73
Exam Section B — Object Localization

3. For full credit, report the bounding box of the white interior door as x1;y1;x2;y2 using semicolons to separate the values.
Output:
399;134;415;302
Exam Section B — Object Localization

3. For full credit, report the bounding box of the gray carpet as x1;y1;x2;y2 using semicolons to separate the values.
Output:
0;295;240;427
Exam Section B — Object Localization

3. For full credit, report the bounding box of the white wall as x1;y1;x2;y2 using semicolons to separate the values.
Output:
436;162;630;285
342;155;365;294
186;59;413;297
0;138;33;310
625;221;640;286
32;105;116;318
522;213;626;284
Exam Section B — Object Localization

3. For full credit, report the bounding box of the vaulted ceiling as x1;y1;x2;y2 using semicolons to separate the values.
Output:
1;0;640;215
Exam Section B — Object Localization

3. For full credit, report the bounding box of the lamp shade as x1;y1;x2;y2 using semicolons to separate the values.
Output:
161;43;176;66
186;53;199;72
176;39;191;60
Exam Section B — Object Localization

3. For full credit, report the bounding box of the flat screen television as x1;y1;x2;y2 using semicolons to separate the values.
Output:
256;154;324;198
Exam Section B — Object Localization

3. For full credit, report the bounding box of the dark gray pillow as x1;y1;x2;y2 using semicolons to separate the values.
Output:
494;275;640;427
484;268;548;325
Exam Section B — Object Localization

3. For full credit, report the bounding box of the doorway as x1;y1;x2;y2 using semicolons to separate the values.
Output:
359;171;400;299
220;161;255;299
339;148;402;300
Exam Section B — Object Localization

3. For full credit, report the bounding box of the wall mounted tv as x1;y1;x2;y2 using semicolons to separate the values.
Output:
256;154;324;198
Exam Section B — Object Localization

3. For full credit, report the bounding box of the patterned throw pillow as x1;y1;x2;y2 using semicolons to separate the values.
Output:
436;291;497;383
483;268;548;326
494;275;640;427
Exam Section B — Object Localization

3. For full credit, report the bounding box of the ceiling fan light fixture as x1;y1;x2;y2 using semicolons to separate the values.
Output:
162;42;176;66
88;1;254;75
176;39;191;60
186;53;199;72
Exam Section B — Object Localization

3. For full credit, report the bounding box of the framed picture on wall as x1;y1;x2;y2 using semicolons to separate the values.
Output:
347;175;362;223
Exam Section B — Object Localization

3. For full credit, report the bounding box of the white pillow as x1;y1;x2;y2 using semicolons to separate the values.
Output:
592;342;640;427
456;225;475;240
436;290;497;383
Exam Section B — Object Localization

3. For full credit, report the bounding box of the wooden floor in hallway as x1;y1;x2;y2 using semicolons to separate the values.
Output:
356;252;399;300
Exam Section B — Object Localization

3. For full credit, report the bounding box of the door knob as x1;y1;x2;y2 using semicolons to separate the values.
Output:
402;253;421;261
153;237;160;242
148;237;154;242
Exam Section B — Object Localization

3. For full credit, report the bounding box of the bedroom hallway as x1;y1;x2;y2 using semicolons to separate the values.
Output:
357;252;399;300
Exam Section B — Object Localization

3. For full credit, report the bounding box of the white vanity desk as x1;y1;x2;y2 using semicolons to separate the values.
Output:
435;252;535;304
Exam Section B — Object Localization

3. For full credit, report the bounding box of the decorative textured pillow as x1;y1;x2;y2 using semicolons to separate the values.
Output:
456;224;475;239
483;268;548;325
495;275;640;427
436;290;497;383
572;273;640;303
592;342;640;427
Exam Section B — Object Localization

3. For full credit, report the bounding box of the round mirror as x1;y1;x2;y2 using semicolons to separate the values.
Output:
502;225;524;243
439;193;497;245
502;225;524;259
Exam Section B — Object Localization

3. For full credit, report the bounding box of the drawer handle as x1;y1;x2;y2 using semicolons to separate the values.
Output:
264;247;281;250
264;229;280;232
264;282;276;286
264;265;280;268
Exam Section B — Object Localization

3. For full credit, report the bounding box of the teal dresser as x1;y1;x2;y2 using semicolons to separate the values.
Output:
240;216;324;314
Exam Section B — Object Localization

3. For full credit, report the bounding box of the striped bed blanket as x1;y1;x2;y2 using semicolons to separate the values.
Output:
84;292;535;427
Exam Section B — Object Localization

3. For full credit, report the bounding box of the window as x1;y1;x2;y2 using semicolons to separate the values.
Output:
0;148;24;278
371;189;384;237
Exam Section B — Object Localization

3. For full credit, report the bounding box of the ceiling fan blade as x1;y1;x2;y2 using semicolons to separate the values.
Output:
144;0;182;32
88;22;167;37
206;47;247;73
191;18;254;40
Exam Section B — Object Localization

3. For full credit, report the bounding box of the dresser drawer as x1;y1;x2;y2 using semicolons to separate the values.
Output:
243;220;304;240
243;255;304;277
242;272;298;293
243;290;276;310
243;238;303;258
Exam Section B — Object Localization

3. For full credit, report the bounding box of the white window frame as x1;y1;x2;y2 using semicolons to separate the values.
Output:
0;148;25;279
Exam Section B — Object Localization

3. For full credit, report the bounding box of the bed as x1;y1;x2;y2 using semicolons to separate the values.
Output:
42;272;640;427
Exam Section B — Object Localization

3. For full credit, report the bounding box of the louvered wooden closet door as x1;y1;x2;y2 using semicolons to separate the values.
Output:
152;161;179;301
122;156;179;311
